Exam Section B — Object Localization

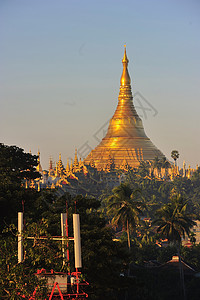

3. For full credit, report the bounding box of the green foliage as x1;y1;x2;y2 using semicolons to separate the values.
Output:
136;219;156;245
67;195;129;298
106;183;145;249
134;243;159;265
153;194;196;243
181;244;200;270
0;225;47;299
23;219;64;271
171;150;180;165
156;245;177;263
0;143;40;184
124;163;174;217
1;144;200;299
0;144;40;230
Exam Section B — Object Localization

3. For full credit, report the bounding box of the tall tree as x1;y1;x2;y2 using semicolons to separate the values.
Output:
171;150;180;166
153;194;196;300
107;183;145;250
0;144;40;229
160;157;171;172
153;156;162;171
0;143;40;183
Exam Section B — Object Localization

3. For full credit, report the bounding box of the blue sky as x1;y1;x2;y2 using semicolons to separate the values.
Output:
1;0;200;169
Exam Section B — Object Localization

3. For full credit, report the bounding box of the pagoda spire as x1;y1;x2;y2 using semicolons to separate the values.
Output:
55;163;58;177
84;47;165;170
66;158;70;173
104;46;141;139
37;149;40;160
36;149;42;173
74;149;79;167
37;149;40;167
57;153;64;176
120;45;131;86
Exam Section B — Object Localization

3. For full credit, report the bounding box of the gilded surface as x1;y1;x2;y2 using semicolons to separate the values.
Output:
84;47;165;170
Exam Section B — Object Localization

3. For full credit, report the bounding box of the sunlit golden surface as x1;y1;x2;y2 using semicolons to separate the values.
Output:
84;47;165;170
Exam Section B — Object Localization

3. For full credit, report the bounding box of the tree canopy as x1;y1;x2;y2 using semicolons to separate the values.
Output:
1;144;200;300
153;194;196;244
0;144;40;230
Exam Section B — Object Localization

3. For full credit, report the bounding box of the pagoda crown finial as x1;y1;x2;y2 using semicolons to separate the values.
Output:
122;45;129;63
37;149;40;162
120;45;131;86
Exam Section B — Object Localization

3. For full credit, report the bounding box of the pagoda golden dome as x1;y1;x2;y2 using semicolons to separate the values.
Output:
84;47;165;170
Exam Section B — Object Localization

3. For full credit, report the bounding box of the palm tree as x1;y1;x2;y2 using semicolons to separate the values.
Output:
153;194;196;300
137;219;155;245
171;150;179;166
152;156;162;177
137;161;150;178
107;183;145;250
152;157;171;178
160;157;171;170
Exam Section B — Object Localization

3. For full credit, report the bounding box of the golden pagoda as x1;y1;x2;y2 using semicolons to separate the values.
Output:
56;153;65;177
84;46;165;170
73;149;79;171
36;150;43;173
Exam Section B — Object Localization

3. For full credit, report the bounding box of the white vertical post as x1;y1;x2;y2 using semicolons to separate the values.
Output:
61;213;67;265
73;214;82;268
18;212;23;263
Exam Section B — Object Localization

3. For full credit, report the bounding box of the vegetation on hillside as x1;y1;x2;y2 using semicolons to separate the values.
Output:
1;143;200;299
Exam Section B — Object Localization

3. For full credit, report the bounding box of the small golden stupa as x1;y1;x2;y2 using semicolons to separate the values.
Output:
84;46;165;170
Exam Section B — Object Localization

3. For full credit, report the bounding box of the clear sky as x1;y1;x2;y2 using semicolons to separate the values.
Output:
1;0;200;170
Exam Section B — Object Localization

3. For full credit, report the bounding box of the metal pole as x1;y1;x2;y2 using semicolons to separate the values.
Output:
61;213;67;266
66;201;70;262
18;212;23;263
76;267;79;294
